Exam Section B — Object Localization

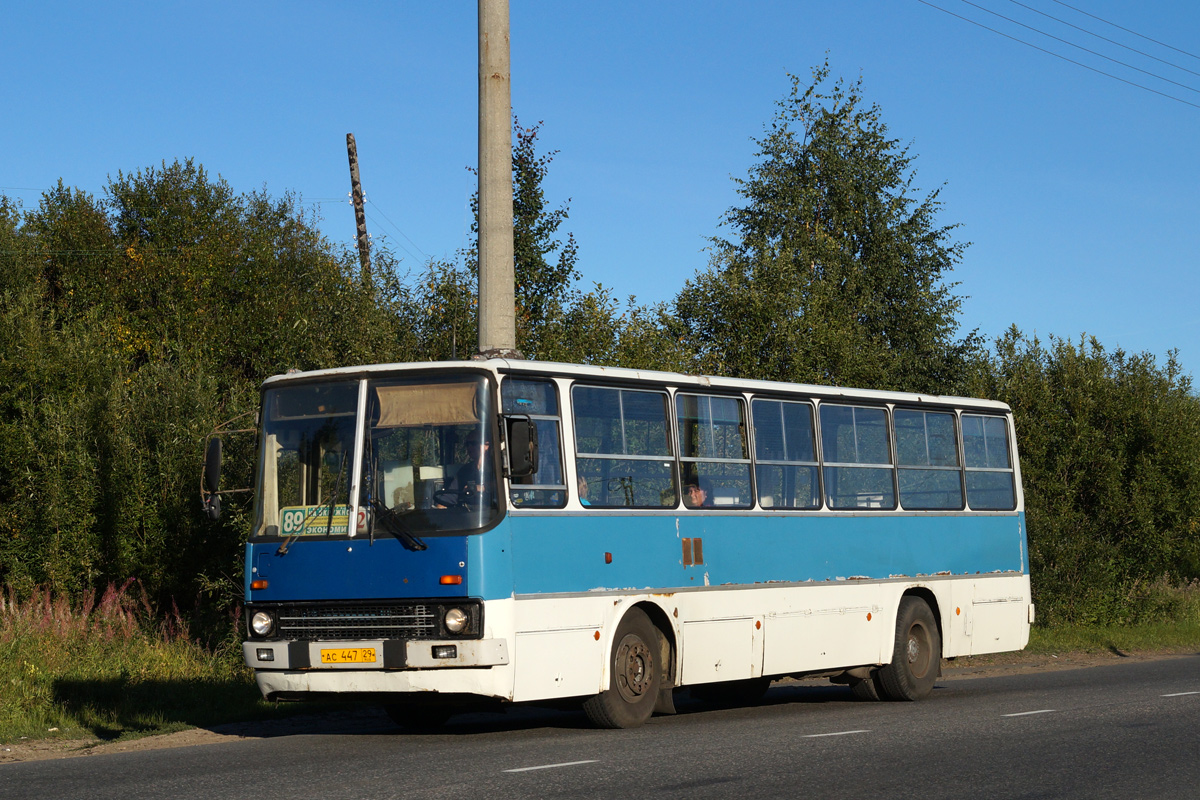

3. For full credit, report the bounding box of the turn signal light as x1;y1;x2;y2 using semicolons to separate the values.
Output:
439;575;463;585
250;579;268;590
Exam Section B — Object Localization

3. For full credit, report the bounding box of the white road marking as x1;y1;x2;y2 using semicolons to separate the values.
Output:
802;730;871;738
504;760;599;773
1002;709;1056;717
1162;691;1200;697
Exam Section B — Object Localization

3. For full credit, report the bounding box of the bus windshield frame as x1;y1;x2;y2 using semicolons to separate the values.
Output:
251;372;501;541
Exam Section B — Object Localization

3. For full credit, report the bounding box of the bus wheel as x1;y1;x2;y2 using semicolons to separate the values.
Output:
878;596;941;701
583;608;661;729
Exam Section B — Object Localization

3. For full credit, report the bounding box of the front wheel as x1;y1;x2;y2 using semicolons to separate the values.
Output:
583;608;661;729
877;596;941;701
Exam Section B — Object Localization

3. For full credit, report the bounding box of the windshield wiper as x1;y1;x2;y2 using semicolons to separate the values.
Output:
370;499;428;551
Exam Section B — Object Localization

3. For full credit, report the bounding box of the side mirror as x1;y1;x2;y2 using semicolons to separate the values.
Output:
204;493;222;521
204;438;222;494
505;417;538;478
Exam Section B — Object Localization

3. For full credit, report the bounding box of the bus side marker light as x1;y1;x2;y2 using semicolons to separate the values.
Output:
956;607;961;615
605;552;612;564
594;631;601;640
251;579;268;590
866;612;872;621
756;620;761;630
440;575;463;585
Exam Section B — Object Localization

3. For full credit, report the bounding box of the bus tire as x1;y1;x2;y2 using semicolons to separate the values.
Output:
583;608;661;729
878;596;941;701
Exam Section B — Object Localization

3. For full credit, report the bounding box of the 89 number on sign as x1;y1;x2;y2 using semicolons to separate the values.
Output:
282;509;307;533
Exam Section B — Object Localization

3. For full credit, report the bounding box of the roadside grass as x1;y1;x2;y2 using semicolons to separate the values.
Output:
0;581;321;746
1029;577;1200;656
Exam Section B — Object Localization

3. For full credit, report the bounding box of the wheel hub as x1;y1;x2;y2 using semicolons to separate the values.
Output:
615;636;653;701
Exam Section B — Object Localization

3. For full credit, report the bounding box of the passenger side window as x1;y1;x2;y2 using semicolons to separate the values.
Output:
752;398;819;509
820;404;895;509
962;414;1016;510
573;386;676;508
677;394;751;508
894;409;963;510
503;378;566;508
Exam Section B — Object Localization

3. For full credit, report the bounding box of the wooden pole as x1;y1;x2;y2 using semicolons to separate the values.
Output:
346;133;371;281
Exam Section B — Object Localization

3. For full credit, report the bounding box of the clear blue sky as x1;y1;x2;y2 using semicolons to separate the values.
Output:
3;1;1197;377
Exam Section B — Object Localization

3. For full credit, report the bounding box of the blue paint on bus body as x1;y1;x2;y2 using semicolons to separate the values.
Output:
244;536;469;602
500;512;1026;598
246;510;1025;604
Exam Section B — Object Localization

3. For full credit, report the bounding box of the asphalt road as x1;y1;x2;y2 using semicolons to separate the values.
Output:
3;656;1198;800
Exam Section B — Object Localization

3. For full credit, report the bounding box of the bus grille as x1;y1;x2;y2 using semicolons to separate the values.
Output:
274;603;438;641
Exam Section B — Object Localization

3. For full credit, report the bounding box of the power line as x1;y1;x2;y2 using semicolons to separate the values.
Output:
957;0;1200;96
366;199;429;259
362;208;425;264
1050;0;1200;63
915;0;1200;110
1008;0;1200;79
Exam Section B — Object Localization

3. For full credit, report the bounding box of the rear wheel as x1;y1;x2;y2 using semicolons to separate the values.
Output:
583;608;661;729
877;596;941;701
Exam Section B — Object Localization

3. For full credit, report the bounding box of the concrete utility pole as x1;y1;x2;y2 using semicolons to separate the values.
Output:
346;133;371;280
476;0;520;358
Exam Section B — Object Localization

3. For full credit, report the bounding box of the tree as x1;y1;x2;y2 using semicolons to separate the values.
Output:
675;63;978;393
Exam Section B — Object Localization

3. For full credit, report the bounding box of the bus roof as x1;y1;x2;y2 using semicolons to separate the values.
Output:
260;358;1013;413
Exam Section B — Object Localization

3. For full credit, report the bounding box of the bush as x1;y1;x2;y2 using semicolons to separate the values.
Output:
972;329;1200;624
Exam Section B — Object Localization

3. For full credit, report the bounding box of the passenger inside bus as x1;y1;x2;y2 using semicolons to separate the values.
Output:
683;481;710;508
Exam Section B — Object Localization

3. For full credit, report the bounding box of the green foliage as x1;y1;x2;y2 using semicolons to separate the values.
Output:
971;329;1200;625
676;63;979;393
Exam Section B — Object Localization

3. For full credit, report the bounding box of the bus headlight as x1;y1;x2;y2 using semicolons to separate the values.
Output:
444;607;468;634
250;610;275;637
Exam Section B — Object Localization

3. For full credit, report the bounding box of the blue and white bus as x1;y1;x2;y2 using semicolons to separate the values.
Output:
232;359;1032;728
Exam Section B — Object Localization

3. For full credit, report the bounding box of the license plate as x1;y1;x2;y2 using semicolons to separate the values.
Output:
320;647;377;664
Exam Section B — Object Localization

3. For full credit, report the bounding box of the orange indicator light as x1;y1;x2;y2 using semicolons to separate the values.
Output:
956;607;961;615
250;579;268;590
866;612;872;621
755;620;761;630
439;575;463;585
604;552;613;564
594;631;601;641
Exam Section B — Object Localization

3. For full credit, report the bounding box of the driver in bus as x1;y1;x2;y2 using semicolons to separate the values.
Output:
437;430;492;507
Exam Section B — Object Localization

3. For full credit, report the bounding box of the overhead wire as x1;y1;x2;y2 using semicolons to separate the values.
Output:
366;198;429;259
914;0;1200;110
1049;0;1200;63
956;0;1200;96
1007;0;1200;78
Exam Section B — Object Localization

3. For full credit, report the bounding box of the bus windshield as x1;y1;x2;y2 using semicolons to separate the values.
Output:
252;375;499;539
362;375;498;534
